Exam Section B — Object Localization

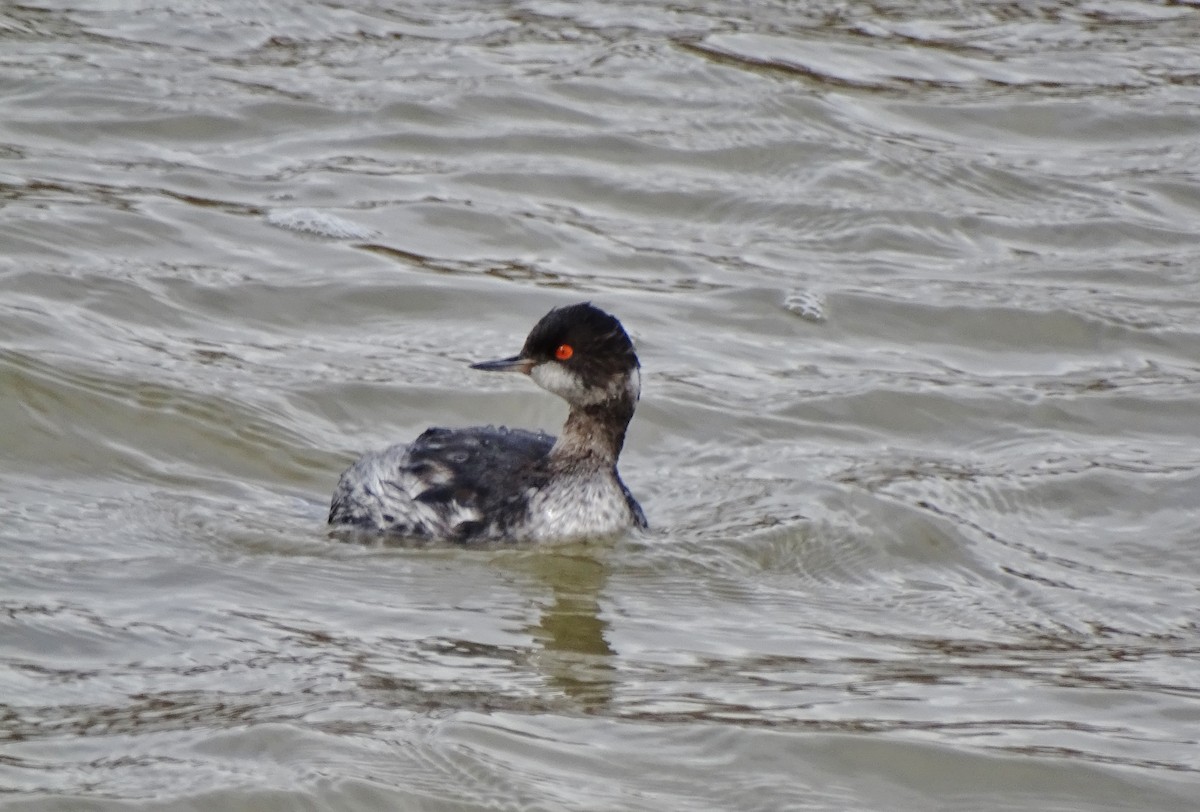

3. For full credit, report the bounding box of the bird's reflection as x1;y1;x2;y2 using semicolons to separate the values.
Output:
516;547;617;710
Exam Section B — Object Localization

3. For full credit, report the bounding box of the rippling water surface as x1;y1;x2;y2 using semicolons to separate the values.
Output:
3;1;1200;809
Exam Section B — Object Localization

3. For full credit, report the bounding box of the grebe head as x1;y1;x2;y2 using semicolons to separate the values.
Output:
470;302;640;409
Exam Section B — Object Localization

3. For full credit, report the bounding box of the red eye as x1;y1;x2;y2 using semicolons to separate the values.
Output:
555;344;574;361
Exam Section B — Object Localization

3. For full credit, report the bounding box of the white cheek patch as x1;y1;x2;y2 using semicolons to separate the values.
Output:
626;367;641;403
531;362;597;404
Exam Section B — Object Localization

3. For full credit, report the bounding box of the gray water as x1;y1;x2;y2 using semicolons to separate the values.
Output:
3;1;1200;810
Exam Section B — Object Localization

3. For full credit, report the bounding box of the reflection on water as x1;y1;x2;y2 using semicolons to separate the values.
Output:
3;0;1200;809
520;551;618;708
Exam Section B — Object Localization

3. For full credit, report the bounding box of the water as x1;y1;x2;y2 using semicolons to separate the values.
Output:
3;1;1200;809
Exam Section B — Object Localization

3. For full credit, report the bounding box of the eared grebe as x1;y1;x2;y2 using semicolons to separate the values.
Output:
329;302;647;542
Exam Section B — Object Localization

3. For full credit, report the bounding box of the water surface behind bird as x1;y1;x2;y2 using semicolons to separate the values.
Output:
2;1;1200;809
